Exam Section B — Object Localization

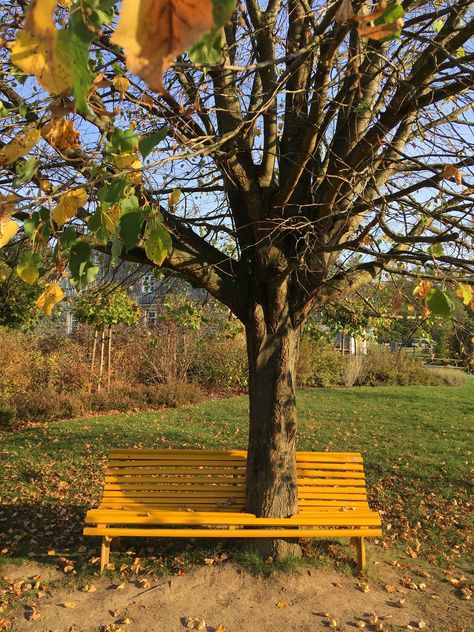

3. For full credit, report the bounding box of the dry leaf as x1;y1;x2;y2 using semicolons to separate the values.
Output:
275;601;288;608
185;618;206;631
384;584;397;593
417;622;426;629
81;584;97;593
328;619;338;629
116;583;126;590
62;601;77;609
334;0;355;23
356;622;366;629
215;625;226;632
111;0;214;92
369;613;378;625
442;164;462;185
52;188;88;225
0;125;41;167
358;582;370;593
42;118;80;151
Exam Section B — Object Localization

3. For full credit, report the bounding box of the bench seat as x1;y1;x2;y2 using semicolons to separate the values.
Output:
83;449;382;572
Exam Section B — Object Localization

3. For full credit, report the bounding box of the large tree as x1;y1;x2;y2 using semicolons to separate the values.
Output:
1;0;473;530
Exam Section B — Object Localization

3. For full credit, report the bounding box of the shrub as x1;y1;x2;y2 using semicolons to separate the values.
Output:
0;405;16;429
297;339;344;387
150;381;205;407
14;388;61;422
423;367;467;387
191;335;248;387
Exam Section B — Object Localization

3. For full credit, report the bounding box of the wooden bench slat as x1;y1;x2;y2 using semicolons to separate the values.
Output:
85;511;381;527
84;527;382;538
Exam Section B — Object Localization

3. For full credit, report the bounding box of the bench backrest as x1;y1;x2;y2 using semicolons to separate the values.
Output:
102;449;368;512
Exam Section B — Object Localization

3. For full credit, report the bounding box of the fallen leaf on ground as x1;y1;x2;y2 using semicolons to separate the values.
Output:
276;601;287;608
61;602;77;609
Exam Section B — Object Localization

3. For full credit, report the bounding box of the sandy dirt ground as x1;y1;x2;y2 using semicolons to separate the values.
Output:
2;557;471;632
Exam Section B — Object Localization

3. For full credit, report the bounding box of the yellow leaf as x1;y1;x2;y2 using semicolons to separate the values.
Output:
62;601;77;609
369;613;378;625
42;118;80;151
24;0;58;57
52;188;88;226
10;29;72;96
0;126;41;167
81;584;97;593
47;549;56;556
111;0;214;92
329;619;338;629
116;582;126;590
356;622;366;629
275;601;288;608
0;220;18;249
169;188;181;208
113;76;130;97
111;152;143;183
105;205;121;233
0;195;19;227
35;282;64;315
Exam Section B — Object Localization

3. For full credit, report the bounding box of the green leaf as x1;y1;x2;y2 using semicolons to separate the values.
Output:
427;242;444;258
212;0;235;28
119;209;147;251
24;213;40;239
16;251;42;285
144;217;171;266
60;226;77;250
88;211;111;243
426;288;454;319
0;100;8;117
69;241;99;288
188;28;223;65
138;127;168;159
374;2;405;25
97;178;128;209
110;127;139;153
14;157;40;185
68;4;95;113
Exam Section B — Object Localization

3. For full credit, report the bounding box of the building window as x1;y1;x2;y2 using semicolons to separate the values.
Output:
147;310;157;327
142;274;158;294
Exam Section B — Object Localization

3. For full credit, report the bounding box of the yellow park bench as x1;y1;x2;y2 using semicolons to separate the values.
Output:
83;449;382;573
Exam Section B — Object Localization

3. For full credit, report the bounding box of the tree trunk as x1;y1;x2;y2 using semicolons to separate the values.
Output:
245;304;301;520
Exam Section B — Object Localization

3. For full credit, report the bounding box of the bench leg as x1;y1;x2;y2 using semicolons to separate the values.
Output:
100;536;112;573
356;537;366;573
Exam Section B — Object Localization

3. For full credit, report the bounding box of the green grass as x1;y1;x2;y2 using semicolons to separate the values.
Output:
0;381;472;577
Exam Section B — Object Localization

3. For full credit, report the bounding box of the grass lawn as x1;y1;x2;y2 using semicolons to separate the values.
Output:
0;381;472;578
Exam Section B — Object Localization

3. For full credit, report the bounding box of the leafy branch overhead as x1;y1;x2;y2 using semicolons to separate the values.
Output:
0;0;472;325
